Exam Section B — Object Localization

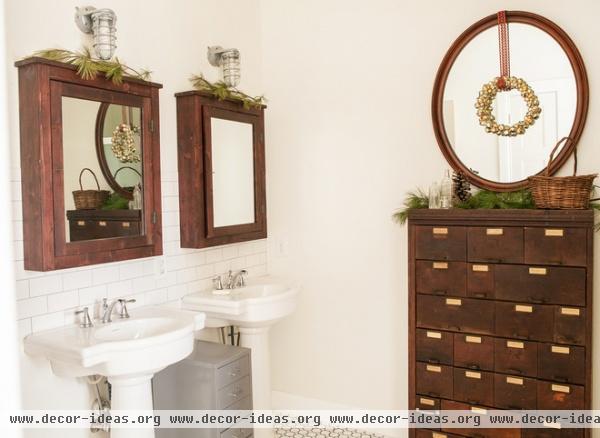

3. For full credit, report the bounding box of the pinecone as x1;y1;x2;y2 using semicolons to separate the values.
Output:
452;171;471;202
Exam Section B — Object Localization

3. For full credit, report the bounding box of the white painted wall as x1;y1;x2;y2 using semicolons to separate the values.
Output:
4;1;266;437
259;2;600;434
0;0;23;437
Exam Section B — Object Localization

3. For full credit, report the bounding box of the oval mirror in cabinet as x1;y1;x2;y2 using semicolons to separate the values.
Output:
432;11;588;191
95;103;144;199
15;58;163;271
176;91;266;248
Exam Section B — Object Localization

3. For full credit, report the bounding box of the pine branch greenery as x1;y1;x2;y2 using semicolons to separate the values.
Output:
392;190;429;224
190;74;266;109
31;48;151;84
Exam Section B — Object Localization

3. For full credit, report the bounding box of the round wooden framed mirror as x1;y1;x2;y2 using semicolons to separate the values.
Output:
432;11;588;191
95;102;143;200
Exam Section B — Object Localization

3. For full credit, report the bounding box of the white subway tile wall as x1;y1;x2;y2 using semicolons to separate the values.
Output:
12;169;267;337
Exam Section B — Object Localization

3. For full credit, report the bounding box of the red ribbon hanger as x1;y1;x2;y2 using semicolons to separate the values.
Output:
497;11;510;89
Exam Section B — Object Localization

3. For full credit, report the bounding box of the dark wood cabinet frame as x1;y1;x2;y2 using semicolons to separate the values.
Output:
15;57;163;271
432;11;589;192
176;91;267;248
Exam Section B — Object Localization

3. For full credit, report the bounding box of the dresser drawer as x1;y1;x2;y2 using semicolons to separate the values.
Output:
554;307;586;346
522;428;583;438
494;265;586;306
416;329;453;365
417;295;495;334
416;261;466;296
454;333;494;371
217;375;252;409
416;226;466;261
524;227;587;267
494;338;537;377
416;395;441;411
495;303;554;342
468;227;523;263
453;368;493;406
538;344;585;385
441;400;521;438
217;355;251;389
467;263;495;299
537;381;584;410
494;374;537;410
416;362;453;399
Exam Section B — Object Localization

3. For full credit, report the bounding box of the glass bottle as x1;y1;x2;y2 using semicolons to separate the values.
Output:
440;169;453;209
429;182;441;209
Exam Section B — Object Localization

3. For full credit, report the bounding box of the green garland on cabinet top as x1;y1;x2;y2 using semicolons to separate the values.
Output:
29;48;152;84
393;188;600;226
190;74;266;109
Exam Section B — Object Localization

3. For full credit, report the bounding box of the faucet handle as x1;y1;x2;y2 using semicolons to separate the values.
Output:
75;307;94;328
212;276;223;290
238;269;248;287
117;299;136;319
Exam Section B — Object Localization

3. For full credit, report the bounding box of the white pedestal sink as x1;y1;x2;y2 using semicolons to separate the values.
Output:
24;306;206;438
181;277;299;412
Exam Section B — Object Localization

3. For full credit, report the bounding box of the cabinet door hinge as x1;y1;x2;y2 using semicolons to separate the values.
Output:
152;211;158;224
149;119;155;133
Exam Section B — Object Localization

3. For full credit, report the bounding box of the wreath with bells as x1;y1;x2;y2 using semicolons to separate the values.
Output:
475;11;542;137
475;76;542;137
111;123;141;163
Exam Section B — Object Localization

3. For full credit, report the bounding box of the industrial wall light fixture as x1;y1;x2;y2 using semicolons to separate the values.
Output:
207;46;241;88
75;6;117;60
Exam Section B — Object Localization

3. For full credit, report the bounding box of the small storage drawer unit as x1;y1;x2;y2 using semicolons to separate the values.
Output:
408;210;593;438
153;340;253;438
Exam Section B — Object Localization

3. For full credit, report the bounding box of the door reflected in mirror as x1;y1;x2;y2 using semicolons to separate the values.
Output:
62;96;144;242
210;117;255;228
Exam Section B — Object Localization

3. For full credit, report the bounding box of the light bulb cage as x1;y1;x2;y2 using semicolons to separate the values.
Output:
75;6;117;60
207;46;241;88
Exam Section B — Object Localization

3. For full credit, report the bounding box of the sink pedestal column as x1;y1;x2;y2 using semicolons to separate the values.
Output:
239;326;273;438
108;374;155;438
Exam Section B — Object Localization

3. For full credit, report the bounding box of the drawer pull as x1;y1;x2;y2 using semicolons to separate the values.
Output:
561;307;580;316
122;221;131;228
419;397;435;407
471;407;487;415
465;371;481;379
515;304;533;313
432;433;447;438
545;229;564;237
465;335;481;344
432;262;448;270
432;227;448;235
426;365;442;373
543;422;562;430
552;384;570;394
528;267;547;275
552;345;570;355
472;264;489;272
506;340;524;349
77;220;86;226
426;331;442;339
486;228;504;236
445;298;462;306
98;221;107;227
506;376;523;385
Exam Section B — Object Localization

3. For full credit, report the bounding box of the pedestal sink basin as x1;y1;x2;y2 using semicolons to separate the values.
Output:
24;306;206;438
182;276;299;416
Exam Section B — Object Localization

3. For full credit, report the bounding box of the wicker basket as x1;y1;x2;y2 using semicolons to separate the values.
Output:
529;137;597;209
72;168;110;210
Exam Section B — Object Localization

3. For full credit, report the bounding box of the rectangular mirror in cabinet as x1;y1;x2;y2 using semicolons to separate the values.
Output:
16;58;163;271
176;91;266;248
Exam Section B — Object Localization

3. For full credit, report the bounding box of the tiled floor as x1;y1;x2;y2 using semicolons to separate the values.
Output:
276;428;385;438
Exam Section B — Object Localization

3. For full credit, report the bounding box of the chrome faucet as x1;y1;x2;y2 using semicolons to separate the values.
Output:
228;269;248;289
101;298;136;323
